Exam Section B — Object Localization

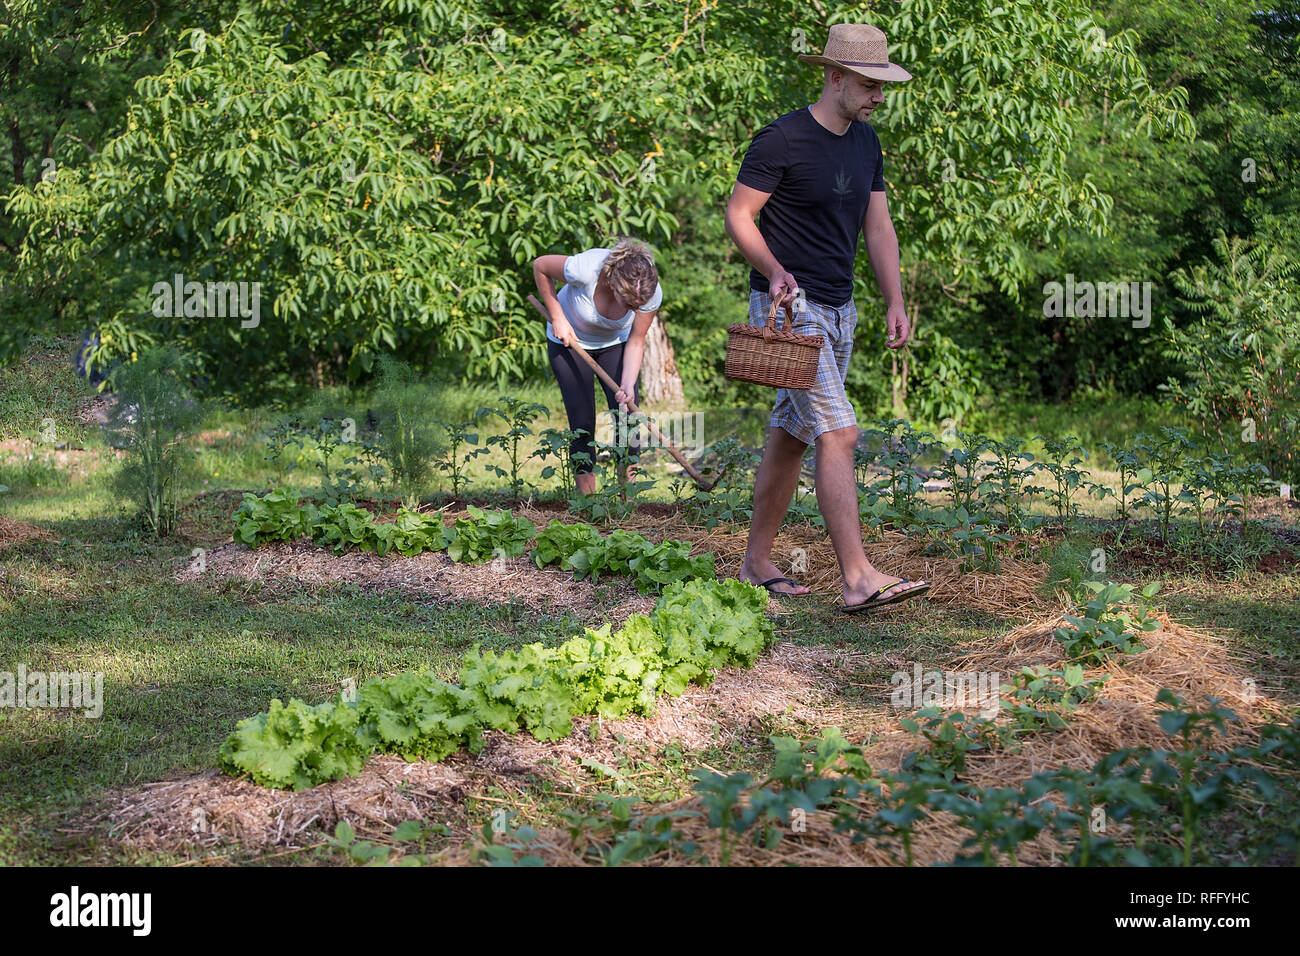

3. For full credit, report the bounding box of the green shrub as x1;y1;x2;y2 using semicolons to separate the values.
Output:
105;346;205;536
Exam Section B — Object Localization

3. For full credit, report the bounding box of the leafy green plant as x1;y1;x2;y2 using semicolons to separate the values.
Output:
327;820;393;866
384;508;452;557
531;427;585;493
483;397;548;499
951;512;1012;574
1096;439;1148;536
105;346;205;536
899;707;1003;780
939;430;993;515
1036;435;1091;532
459;640;580;741
357;672;483;761
233;488;315;545
871;419;931;525
1001;664;1108;734
1154;690;1241;866
930;784;1047;866
434;414;488;497
472;811;546;867
311;501;379;554
446;506;536;564
1133;427;1195;544
985;434;1041;534
307;416;377;504
530;518;604;568
1054;581;1162;666
371;355;439;509
680;437;758;529
218;697;371;791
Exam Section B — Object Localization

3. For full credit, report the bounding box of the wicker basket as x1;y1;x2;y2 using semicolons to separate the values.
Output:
725;295;824;389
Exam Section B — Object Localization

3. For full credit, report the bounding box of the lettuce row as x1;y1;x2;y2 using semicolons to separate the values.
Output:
218;578;773;790
232;492;714;592
531;519;716;594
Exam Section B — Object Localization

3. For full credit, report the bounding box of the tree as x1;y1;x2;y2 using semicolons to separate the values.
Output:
4;0;1192;422
1162;233;1298;483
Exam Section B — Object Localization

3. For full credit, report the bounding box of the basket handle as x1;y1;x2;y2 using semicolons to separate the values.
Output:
764;292;794;341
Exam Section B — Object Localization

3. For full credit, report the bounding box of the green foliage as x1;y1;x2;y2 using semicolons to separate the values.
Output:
530;518;603;568
357;672;483;762
1132;427;1196;543
2;0;1190;430
1162;233;1300;484
385;508;453;558
558;618;665;720
459;641;580;741
219;575;770;789
1001;665;1108;734
434;414;488;497
371;356;440;509
984;435;1041;534
105;346;205;536
446;506;535;564
483;397;548;499
531;426;584;491
233;487;315;545
1035;435;1091;531
652;577;774;683
217;697;370;791
311;501;380;554
260;414;383;504
1055;581;1162;666
533;518;714;594
678;437;758;528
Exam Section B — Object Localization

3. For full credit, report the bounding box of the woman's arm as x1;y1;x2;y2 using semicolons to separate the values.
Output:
532;254;575;345
616;309;657;406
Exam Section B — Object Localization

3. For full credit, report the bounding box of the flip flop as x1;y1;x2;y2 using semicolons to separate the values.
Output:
841;578;931;615
755;576;813;597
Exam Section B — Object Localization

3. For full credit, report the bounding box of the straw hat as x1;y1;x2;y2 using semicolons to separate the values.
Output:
798;23;913;83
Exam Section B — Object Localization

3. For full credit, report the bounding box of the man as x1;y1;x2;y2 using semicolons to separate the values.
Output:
725;23;930;613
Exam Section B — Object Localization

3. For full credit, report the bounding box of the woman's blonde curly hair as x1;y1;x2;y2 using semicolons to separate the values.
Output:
600;238;658;308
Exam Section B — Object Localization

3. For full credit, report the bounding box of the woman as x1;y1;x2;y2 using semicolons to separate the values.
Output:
532;239;663;496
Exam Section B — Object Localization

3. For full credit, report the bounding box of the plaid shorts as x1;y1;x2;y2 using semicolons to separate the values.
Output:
748;288;859;445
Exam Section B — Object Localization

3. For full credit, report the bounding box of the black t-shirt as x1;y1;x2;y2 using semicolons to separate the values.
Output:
736;107;885;307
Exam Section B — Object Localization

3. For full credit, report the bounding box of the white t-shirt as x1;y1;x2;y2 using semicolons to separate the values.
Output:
546;247;663;350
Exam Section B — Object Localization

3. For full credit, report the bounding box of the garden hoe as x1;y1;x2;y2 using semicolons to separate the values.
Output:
527;294;723;491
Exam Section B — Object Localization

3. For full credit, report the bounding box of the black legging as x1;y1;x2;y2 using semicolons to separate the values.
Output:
547;338;642;475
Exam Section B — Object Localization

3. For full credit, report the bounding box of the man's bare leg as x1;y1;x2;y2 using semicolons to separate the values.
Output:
814;425;925;606
740;426;810;595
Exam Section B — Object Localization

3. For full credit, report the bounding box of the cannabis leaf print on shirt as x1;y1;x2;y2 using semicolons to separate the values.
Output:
833;166;852;207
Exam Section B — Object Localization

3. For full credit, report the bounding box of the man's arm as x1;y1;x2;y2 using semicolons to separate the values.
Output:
863;190;910;349
725;183;799;302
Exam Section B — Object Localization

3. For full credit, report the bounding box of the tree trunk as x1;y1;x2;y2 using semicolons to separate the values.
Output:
640;315;685;409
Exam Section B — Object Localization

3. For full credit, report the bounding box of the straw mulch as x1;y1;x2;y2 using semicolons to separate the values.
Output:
515;507;1058;615
184;505;1060;619
175;537;655;623
0;515;51;546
